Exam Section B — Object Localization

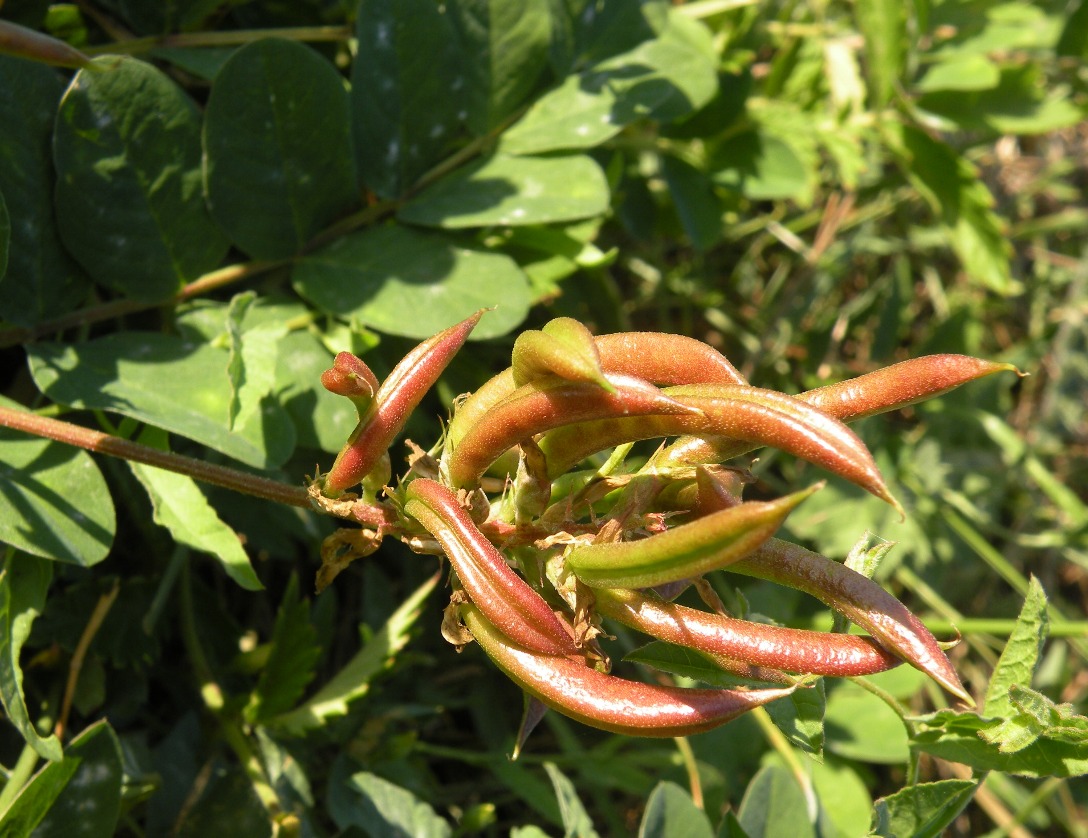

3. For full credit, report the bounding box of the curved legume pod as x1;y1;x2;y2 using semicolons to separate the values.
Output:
461;603;795;737
538;385;901;514
593;587;902;677
656;354;1020;468
443;374;702;490
444;332;746;454
324;311;483;496
405;479;579;659
512;317;614;392
565;484;820;589
730;538;972;703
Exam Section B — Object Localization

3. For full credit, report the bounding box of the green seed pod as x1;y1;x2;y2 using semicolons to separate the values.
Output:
512;317;614;392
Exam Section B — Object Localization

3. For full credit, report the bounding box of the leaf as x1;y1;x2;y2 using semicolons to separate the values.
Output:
824;681;909;764
0;720;123;837
638;781;713;838
245;576;320;722
0;397;115;567
711;129;810;202
548;0;669;74
500;11;717;155
765;678;825;759
203;38;357;259
624;641;774;688
0;552;61;762
543;762;601;838
984;576;1048;718
272;572;438;733
0;186;8;282
53;56;228;300
0;56;89;327
274;330;359;454
398;153;610;228
292;224;531;340
736;765;814;838
351;0;463;198
127;428;263;591
660;154;722;251
448;0;551;134
223;294;288;433
332;772;451;838
890;125;1016;295
853;0;905;108
809;758;872;838
870;780;978;838
27;332;296;469
915;54;1000;93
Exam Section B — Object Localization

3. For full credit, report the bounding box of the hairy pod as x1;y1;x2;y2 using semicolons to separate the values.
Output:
731;538;972;703
443;374;702;489
321;351;380;414
565;485;820;589
404;479;579;658
324;311;483;496
512;317;614;391
460;603;796;737
593;587;902;677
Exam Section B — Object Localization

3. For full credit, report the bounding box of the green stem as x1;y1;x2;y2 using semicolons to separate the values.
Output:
849;676;919;784
0;405;311;509
672;737;704;810
750;706;818;820
0;744;42;814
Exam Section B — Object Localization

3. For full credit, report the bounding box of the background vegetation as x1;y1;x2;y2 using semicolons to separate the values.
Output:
0;0;1085;834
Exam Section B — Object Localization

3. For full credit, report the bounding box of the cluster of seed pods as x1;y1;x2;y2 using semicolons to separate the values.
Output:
318;311;1018;738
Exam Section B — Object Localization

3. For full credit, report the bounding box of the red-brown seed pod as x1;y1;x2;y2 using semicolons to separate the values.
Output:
592;587;903;677
731;538;972;703
404;479;580;659
460;603;796;737
324;311;483;496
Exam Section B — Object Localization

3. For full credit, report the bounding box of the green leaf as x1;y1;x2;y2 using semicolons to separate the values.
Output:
0;56;89;327
809;758;872;838
449;0;551;134
891;125;1016;295
915;54;1000;93
0;720;123;837
661;154;722;251
399;153;610;228
351;0;463;198
984;576;1048;718
0;552;61;762
27;332;296;469
127;428;263;590
335;772;451;838
549;0;669;74
273;572;438;733
824;681;909;764
711;129;810;202
203;38;357;259
500;11;717;155
245;576;320;722
292;225;531;340
870;779;978;838
544;762;601;838
53;56;228;300
275;330;359;454
638;781;713;838
854;0;905;108
765;678;825;759
0;186;8;282
0;397;115;567
737;765;814;838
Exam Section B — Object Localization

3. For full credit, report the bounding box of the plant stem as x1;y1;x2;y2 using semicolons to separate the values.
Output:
750;706;818;821
55;579;120;741
0;405;311;509
0;744;41;814
672;736;704;810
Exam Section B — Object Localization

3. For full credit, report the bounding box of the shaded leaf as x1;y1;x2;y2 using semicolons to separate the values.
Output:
333;772;451;838
352;0;463;198
544;762;601;838
0;396;115;567
203;38;357;259
398;153;610;228
0;56;89;326
661;154;722;251
712;129;810;202
639;781;713;838
825;681;909;764
737;765;814;838
27;332;296;469
53;56;228;300
128;428;262;590
0;552;61;762
766;678;825;759
292;225;531;340
870;780;978;838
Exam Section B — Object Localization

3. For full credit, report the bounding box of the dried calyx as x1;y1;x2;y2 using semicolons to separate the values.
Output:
317;313;1017;741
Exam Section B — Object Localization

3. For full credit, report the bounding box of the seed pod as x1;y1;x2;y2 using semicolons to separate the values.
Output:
730;538;972;703
512;317;614;392
566;485;820;589
593;588;902;677
443;374;702;489
461;603;796;737
405;479;579;659
656;354;1020;468
0;20;93;69
321;351;379;408
324;311;483;496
